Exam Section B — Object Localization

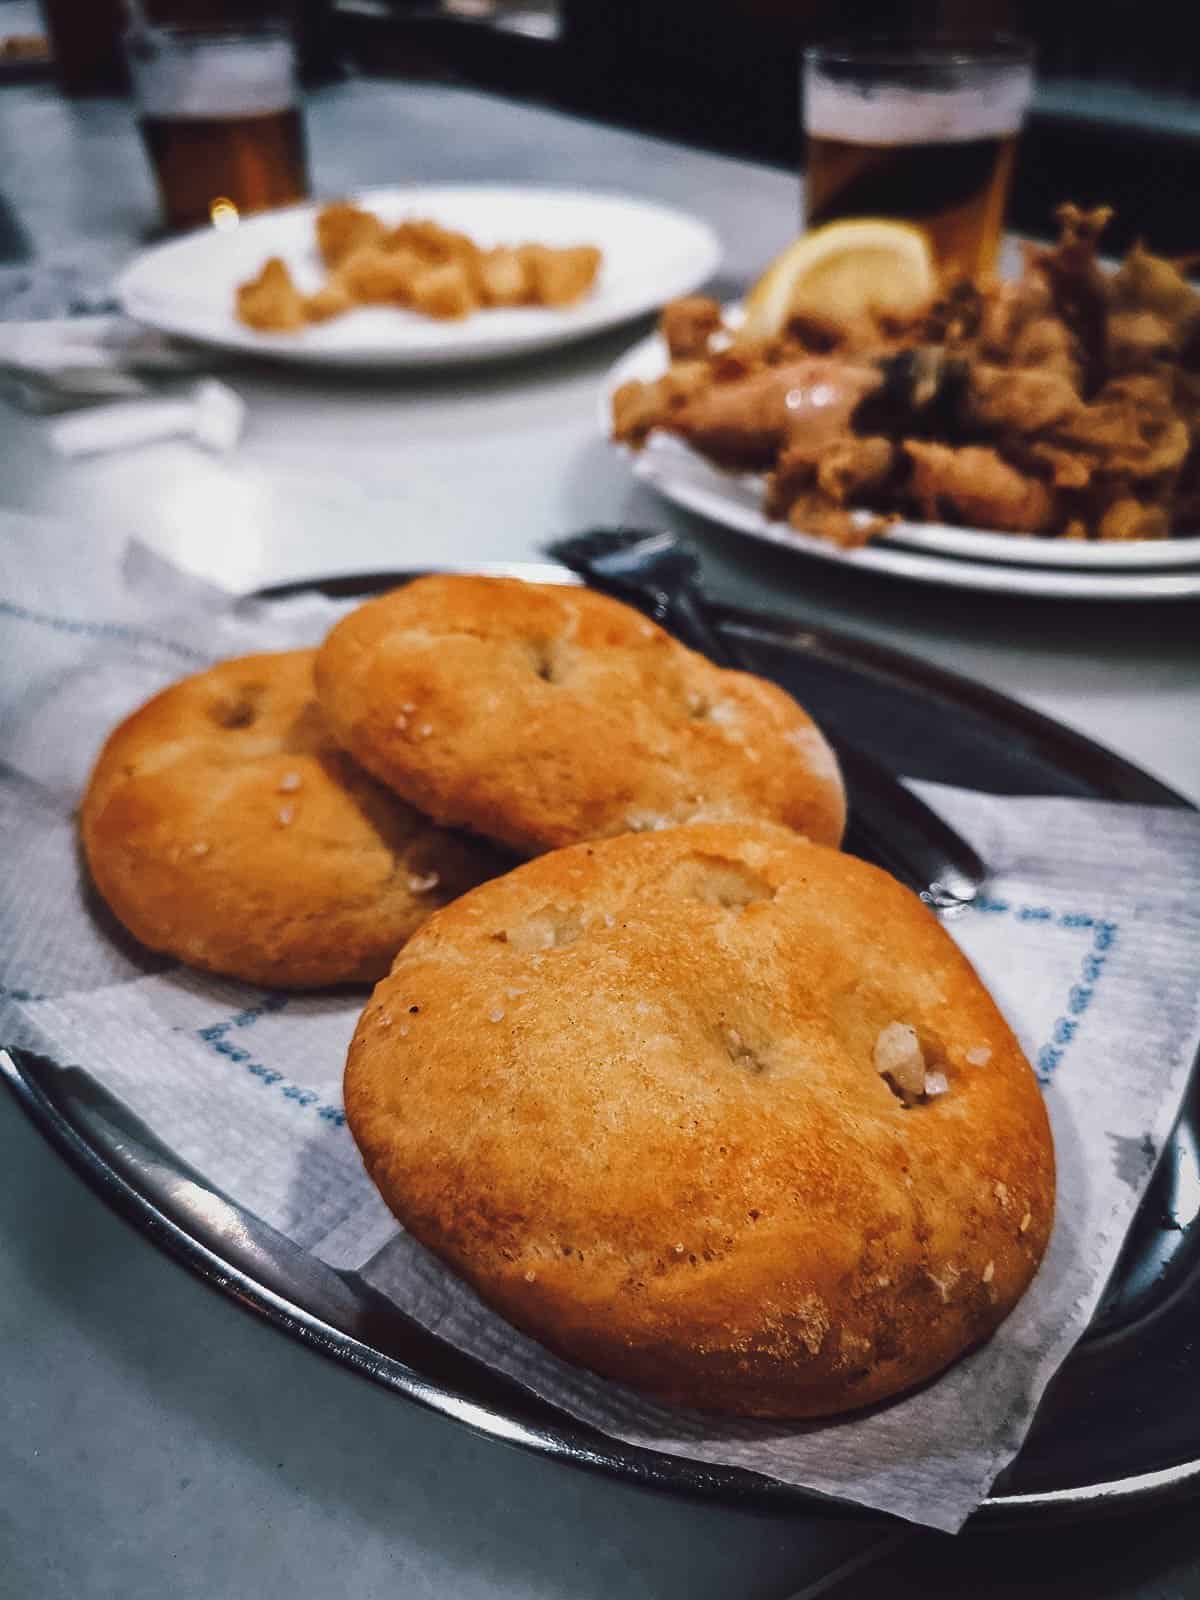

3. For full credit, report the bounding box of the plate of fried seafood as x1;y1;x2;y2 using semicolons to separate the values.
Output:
117;185;721;368
608;206;1200;598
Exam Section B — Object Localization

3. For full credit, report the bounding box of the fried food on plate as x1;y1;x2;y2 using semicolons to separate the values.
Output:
518;243;603;308
388;217;478;266
475;245;530;307
611;359;711;448
235;256;306;332
904;442;1055;533
316;201;385;268
661;294;724;359
234;201;604;332
335;244;426;306
670;356;882;471
303;281;356;323
613;206;1200;544
766;434;896;547
408;259;476;321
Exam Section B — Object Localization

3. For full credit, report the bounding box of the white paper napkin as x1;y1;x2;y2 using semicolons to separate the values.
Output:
0;314;222;412
3;529;1198;1532
0;311;241;449
47;378;245;457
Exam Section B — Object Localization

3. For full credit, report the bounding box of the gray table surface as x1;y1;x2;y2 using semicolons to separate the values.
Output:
1;74;1198;1600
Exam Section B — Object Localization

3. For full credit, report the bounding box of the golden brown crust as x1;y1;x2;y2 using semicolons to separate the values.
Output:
80;651;506;988
345;823;1055;1418
315;577;846;855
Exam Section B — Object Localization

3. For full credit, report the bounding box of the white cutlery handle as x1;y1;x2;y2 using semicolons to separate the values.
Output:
49;398;193;457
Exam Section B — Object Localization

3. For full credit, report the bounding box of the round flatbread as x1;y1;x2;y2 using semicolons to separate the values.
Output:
346;822;1054;1418
81;650;505;988
315;576;845;855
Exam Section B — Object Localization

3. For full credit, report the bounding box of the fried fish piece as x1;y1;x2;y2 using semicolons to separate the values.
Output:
769;435;894;507
519;244;602;307
1057;374;1191;481
903;442;1056;533
766;435;895;542
335;245;425;306
1111;242;1200;326
388;218;480;268
409;259;478;320
303;282;356;323
475;246;530;307
611;363;712;447
235;256;307;331
1033;204;1114;394
967;364;1082;435
316;202;386;269
708;338;773;384
661;296;724;359
1024;441;1093;490
671;358;881;470
1096;496;1170;541
1009;316;1084;389
1106;309;1178;373
817;435;896;504
781;491;889;546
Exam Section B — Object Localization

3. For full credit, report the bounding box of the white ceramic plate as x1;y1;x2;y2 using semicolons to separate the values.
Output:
116;185;721;369
882;515;1200;570
605;327;1200;599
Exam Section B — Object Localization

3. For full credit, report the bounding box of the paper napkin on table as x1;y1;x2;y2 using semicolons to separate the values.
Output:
0;313;219;406
0;307;241;453
3;519;1198;1532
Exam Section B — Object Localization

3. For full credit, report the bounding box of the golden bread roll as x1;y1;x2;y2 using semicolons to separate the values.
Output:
345;822;1054;1417
81;650;505;988
315;575;846;855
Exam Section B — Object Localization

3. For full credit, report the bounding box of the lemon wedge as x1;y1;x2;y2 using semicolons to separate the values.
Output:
742;219;936;340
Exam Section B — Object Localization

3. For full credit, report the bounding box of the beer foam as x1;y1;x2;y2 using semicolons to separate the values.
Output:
806;75;1030;146
131;35;295;119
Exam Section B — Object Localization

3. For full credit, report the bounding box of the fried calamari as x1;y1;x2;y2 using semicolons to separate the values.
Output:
612;207;1200;543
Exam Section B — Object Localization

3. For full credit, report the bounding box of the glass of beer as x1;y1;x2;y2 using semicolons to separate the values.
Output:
125;21;310;234
803;35;1033;277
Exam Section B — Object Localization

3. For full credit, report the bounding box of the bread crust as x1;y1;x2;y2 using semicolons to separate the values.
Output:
346;822;1055;1417
80;650;505;988
315;576;846;855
